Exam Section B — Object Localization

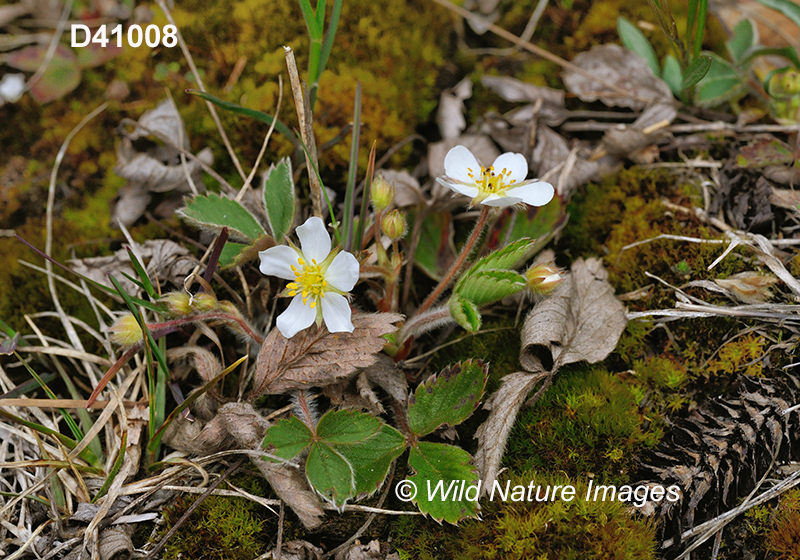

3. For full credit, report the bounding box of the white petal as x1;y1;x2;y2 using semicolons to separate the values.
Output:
320;293;354;333
259;245;301;280
491;152;528;183
481;194;520;207
506;181;555;207
276;295;317;338
443;145;481;184
436;177;480;199
325;251;360;292
296;216;331;264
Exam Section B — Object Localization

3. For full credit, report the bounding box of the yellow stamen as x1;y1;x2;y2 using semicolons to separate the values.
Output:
291;256;328;307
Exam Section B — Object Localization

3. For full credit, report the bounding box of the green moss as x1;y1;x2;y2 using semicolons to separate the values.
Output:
393;470;657;560
768;489;800;560
505;365;661;482
159;474;271;560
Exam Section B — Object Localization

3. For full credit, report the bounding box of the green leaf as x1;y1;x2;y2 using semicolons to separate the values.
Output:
185;89;298;144
755;0;800;31
306;442;354;506
735;136;796;168
467;238;535;276
263;415;315;461
617;17;660;76
726;18;756;62
695;53;747;107
305;410;406;507
740;46;800;70
7;45;81;104
449;294;481;333
408;442;480;523
179;193;265;243
500;197;566;250
412;211;455;281
263;158;295;242
218;242;249;268
338;424;405;497
681;55;711;90
408;360;488;437
662;55;683;95
455;269;526;306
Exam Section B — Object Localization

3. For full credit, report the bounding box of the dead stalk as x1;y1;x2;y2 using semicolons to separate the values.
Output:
285;46;323;217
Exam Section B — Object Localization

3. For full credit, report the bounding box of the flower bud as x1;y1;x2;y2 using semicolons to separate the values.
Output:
109;314;143;348
371;175;394;211
525;263;563;295
381;210;407;240
781;71;800;95
162;291;193;316
191;292;217;312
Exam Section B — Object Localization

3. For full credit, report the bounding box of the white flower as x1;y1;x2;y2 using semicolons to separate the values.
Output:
259;217;360;338
437;145;554;208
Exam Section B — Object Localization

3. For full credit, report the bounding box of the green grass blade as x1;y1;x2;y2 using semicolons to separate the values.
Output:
125;247;158;299
15;235;161;312
185;89;298;145
343;82;362;251
298;0;322;39
0;409;97;465
93;432;126;502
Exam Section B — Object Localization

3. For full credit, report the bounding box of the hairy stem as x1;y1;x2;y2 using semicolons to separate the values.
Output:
416;206;490;316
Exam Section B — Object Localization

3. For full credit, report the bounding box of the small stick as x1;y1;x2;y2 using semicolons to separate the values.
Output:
285;46;323;217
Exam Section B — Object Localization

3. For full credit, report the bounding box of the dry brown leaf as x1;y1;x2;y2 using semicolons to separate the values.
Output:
112;98;213;226
532;125;607;200
335;539;401;560
220;403;325;529
437;77;472;140
474;371;548;493
474;258;627;492
364;354;409;405
251;313;402;396
69;239;193;294
520;257;627;372
563;44;673;110
770;186;800;210
271;540;324;560
715;271;778;304
481;75;566;124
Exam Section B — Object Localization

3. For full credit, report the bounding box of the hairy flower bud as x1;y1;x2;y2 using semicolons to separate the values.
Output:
109;314;143;348
371;175;395;211
381;210;407;240
162;291;193;316
191;292;217;312
525;263;563;295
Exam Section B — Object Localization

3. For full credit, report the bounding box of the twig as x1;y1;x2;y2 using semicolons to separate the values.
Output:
285;46;323;217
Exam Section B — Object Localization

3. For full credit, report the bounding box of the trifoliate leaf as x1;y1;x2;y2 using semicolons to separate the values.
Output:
262;415;314;461
408;360;488;437
263;158;295;241
304;410;405;507
456;269;526;306
449;294;481;332
408;442;480;523
179;193;265;243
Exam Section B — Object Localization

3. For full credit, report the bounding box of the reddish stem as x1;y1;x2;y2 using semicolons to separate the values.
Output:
415;206;490;316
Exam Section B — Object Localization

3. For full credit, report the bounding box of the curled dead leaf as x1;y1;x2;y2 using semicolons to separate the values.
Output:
715;271;778;304
251;313;402;396
520;257;627;372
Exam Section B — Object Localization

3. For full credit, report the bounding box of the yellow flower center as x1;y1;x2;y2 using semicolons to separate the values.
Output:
286;257;327;308
466;165;516;195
